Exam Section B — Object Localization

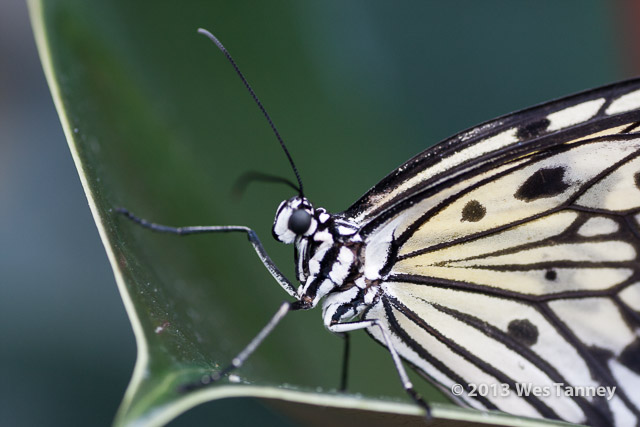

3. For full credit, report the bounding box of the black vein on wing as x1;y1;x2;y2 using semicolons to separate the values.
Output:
383;296;563;421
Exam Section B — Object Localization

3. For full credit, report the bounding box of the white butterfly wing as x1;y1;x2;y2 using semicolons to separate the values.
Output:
348;80;640;426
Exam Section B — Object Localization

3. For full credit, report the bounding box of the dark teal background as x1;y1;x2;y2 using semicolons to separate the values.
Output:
2;1;632;425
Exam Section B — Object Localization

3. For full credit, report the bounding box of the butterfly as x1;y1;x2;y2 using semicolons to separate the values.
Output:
119;29;640;426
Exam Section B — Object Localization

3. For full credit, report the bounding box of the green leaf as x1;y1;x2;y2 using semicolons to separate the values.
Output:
29;1;599;426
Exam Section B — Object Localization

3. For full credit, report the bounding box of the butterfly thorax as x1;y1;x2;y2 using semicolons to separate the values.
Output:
272;197;381;325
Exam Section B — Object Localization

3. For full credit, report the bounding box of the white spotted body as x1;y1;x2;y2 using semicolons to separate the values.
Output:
273;197;376;326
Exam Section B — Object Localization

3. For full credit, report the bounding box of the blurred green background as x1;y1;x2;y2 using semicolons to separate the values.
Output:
2;1;636;426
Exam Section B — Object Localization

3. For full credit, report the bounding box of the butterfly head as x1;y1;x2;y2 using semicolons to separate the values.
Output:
272;196;317;244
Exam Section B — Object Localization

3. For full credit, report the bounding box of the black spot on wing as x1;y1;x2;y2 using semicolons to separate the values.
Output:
507;319;538;346
545;270;557;281
619;338;640;375
514;166;570;202
460;200;486;222
517;118;550;139
634;172;640;190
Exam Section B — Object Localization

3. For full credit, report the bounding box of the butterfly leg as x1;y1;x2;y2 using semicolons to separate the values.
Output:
329;320;431;418
181;300;308;392
338;332;350;392
115;207;298;297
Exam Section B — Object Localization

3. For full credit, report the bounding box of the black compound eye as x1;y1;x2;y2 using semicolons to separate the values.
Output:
288;209;312;235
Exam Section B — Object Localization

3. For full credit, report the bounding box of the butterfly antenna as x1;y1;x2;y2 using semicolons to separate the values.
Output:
232;171;300;200
197;28;305;197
